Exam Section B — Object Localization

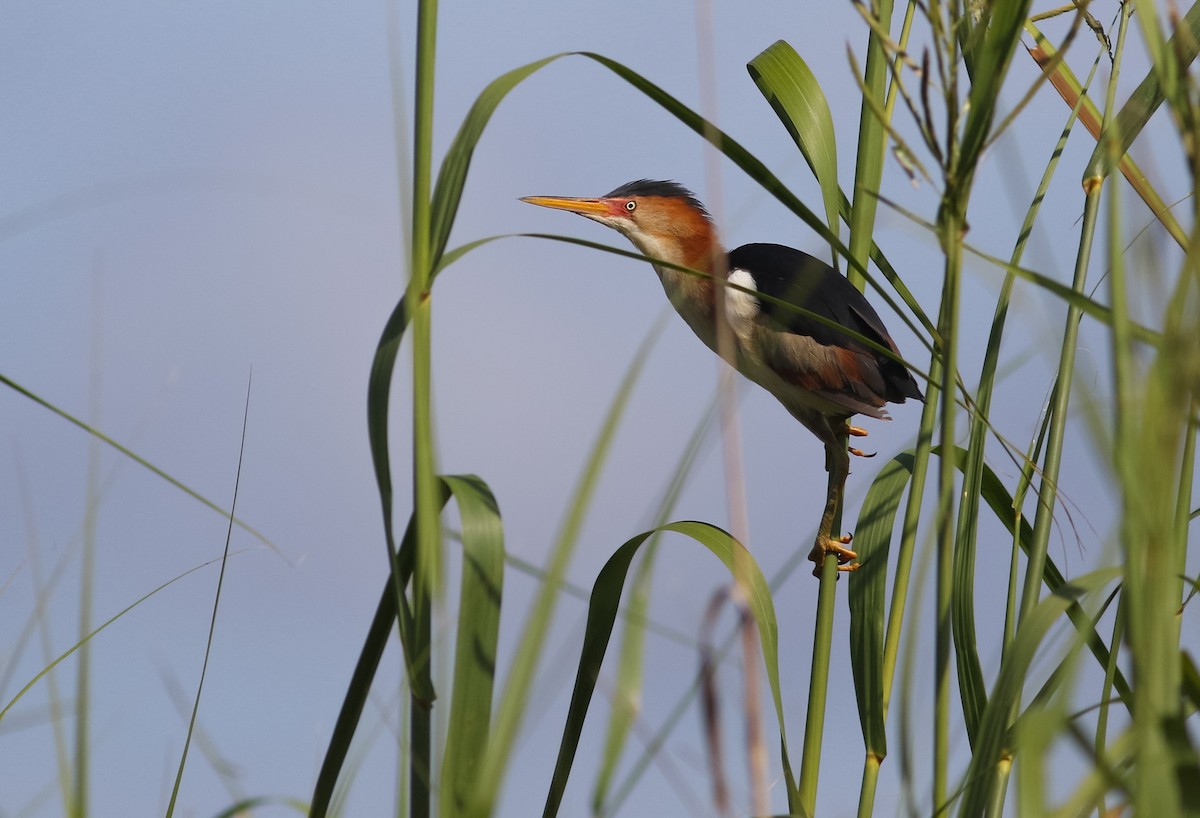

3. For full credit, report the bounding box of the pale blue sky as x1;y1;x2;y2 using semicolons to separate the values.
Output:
1;2;1193;816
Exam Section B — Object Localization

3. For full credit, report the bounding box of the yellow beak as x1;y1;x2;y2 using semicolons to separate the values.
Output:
519;195;611;216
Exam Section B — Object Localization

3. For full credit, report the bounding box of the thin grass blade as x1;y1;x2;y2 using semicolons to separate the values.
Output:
0;373;276;552
0;556;234;723
165;376;252;816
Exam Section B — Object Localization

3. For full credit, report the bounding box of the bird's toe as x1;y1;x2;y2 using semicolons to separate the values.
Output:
808;534;859;576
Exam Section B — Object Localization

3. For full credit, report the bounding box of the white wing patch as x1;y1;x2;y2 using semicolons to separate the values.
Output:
725;268;760;328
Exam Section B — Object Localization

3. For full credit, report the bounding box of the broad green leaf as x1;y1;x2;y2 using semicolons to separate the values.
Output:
366;292;412;564
748;41;841;253
951;446;987;751
849;452;915;760
440;475;506;818
541;522;798;818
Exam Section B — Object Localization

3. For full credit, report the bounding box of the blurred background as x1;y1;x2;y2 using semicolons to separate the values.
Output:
0;2;1190;816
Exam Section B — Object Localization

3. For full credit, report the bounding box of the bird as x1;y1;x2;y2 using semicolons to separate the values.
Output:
521;179;923;574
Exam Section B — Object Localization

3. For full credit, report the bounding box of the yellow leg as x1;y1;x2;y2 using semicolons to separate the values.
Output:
808;436;859;576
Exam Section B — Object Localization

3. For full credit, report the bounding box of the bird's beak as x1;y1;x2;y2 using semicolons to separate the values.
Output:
519;195;611;217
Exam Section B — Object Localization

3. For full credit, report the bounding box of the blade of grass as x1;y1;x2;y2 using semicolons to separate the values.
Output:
365;293;436;705
0;373;277;552
165;373;252;816
0;555;239;723
846;0;895;293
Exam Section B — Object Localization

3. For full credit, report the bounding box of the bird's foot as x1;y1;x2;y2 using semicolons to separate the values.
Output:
809;534;859;576
848;425;869;438
849;447;876;458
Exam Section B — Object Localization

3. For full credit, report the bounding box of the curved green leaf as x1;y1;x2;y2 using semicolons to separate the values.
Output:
541;521;798;818
748;41;841;250
429;55;560;267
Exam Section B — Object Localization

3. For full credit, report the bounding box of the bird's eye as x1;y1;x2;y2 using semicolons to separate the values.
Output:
625;200;637;212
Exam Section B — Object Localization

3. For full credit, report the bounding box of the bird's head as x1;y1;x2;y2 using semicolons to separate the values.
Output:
521;179;720;271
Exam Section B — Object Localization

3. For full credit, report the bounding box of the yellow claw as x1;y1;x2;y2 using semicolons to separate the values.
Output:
809;534;860;575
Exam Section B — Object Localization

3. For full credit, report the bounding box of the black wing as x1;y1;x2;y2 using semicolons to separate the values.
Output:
728;243;923;404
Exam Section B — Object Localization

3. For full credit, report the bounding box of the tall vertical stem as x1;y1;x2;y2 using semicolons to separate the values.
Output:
933;200;963;814
409;1;440;816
